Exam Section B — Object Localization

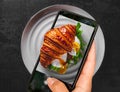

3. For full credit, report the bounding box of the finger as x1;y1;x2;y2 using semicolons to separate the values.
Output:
81;41;96;78
47;77;69;92
74;41;96;91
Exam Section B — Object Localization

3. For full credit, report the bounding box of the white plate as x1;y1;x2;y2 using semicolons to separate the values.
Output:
21;4;105;83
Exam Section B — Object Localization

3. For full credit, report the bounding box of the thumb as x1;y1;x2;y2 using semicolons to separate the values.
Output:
47;77;69;92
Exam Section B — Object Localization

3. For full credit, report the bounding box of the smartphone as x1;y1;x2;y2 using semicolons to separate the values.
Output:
28;10;98;92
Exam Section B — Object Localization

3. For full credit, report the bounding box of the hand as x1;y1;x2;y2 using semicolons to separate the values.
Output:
47;42;96;92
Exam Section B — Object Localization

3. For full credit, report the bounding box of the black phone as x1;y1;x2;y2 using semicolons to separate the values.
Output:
28;10;98;92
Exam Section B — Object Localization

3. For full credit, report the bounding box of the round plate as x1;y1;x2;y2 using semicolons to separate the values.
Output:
21;4;105;83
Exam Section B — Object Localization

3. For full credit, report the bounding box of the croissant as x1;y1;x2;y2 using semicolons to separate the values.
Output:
40;24;76;68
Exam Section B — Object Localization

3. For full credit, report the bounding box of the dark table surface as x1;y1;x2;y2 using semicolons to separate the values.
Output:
0;0;120;92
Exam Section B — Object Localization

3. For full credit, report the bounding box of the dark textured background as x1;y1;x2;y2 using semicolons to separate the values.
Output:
0;0;120;92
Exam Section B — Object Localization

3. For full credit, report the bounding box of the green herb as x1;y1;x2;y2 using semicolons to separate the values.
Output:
72;51;81;64
76;22;86;50
76;22;81;31
78;51;83;58
67;59;73;64
48;65;60;72
73;56;78;64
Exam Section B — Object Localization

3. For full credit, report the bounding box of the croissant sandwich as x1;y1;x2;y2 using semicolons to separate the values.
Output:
40;23;84;74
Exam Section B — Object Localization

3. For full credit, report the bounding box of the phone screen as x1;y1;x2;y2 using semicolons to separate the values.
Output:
29;10;98;91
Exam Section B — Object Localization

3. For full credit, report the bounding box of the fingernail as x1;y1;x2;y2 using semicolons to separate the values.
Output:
47;77;57;86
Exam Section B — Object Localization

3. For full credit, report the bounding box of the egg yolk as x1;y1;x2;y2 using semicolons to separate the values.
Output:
73;42;80;52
